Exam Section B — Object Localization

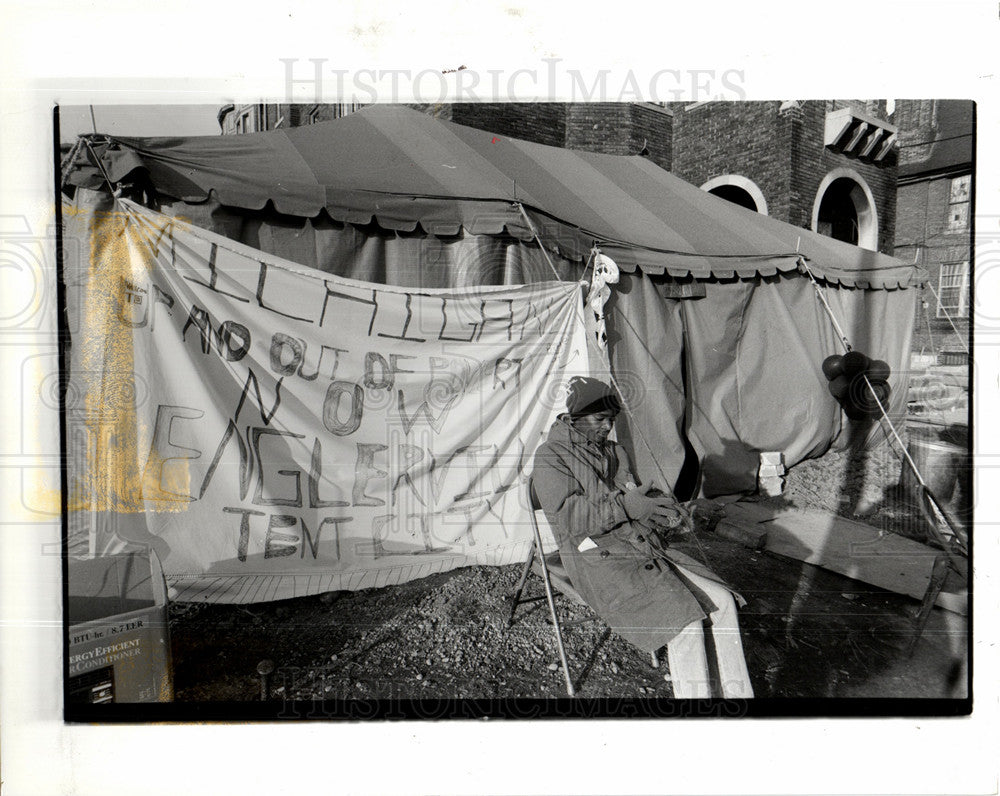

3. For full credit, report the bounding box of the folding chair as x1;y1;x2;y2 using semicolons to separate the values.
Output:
508;478;659;696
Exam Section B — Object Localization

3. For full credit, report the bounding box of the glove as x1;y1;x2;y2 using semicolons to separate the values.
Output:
623;485;685;530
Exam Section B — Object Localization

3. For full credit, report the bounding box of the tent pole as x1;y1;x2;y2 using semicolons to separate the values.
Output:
60;138;86;189
82;137;119;197
515;202;563;281
924;281;970;354
798;256;852;353
581;246;599;285
865;373;967;559
798;257;967;555
514;205;714;558
921;286;937;356
604;370;718;572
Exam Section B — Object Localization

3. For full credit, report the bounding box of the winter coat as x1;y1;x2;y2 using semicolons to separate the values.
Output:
531;416;738;652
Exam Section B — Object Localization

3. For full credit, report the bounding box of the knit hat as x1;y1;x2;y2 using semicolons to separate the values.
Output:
565;376;622;417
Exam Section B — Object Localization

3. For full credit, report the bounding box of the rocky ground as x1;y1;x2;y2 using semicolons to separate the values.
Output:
167;432;969;707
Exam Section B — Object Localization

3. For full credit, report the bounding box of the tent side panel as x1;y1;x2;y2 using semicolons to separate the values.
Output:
159;199;581;288
607;273;689;491
678;280;761;495
826;285;916;449
731;275;844;468
680;274;917;497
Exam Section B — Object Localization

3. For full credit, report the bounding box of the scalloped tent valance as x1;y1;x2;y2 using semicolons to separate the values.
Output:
68;104;923;289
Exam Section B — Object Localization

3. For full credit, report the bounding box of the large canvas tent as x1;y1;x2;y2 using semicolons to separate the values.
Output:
63;105;922;599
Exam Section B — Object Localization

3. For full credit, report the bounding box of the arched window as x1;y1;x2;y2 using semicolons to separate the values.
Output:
811;169;878;250
700;175;768;215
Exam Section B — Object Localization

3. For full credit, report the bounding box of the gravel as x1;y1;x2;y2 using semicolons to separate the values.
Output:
167;434;966;703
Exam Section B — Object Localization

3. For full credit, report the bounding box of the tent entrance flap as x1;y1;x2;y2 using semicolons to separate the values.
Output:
608;271;916;498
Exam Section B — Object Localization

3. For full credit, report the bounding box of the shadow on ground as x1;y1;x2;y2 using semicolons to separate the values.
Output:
168;527;967;703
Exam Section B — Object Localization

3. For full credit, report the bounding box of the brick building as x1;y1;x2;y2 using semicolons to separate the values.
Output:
217;102;367;135
218;101;674;171
412;102;673;172
668;101;898;256
436;101;900;258
892;100;974;359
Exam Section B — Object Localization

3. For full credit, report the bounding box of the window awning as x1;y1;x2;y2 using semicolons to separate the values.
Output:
824;106;898;162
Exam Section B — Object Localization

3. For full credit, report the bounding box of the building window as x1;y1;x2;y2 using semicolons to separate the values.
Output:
332;102;365;119
948;175;971;231
937;262;970;318
816;180;860;244
701;175;769;215
709;185;758;211
234;108;254;134
811;169;879;250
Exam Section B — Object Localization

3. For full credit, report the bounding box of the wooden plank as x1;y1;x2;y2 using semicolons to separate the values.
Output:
713;518;768;550
723;502;967;615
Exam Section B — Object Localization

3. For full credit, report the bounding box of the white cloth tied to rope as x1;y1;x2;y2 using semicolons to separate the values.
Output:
586;252;619;349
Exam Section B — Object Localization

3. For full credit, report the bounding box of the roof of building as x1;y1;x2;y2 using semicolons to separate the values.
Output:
898;100;974;179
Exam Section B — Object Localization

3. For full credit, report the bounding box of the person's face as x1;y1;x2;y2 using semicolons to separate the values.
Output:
572;409;616;444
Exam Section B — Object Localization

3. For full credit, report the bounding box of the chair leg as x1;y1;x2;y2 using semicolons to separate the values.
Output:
507;540;537;627
534;539;575;697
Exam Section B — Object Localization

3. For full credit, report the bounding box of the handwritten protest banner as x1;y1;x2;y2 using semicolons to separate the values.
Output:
65;199;588;602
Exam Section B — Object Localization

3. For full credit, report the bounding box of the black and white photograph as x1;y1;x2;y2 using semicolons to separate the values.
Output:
56;98;971;715
2;2;997;794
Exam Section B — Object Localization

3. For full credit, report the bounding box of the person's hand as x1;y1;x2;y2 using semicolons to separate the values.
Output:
623;486;685;531
685;498;725;532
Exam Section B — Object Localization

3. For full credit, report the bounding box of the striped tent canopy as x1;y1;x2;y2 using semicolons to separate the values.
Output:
69;104;921;289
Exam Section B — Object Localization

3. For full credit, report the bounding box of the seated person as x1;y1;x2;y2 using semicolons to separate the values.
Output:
531;376;754;698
